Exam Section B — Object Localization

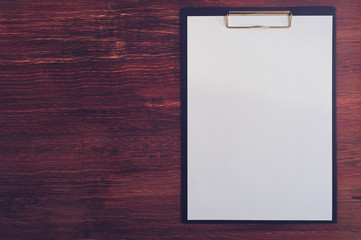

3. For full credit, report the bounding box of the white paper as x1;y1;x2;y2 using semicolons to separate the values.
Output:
187;15;333;220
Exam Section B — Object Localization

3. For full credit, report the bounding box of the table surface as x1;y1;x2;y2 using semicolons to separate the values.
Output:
0;0;360;239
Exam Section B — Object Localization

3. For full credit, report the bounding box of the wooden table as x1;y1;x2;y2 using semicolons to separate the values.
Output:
0;1;360;239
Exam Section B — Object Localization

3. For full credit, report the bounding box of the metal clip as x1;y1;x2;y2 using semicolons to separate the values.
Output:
225;11;293;28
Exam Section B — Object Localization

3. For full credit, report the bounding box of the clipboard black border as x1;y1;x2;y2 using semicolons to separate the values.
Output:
181;6;337;223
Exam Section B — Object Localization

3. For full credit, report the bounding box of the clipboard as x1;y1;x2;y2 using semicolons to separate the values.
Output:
181;7;336;223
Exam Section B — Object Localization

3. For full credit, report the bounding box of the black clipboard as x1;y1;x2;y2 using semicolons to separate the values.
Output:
181;7;336;223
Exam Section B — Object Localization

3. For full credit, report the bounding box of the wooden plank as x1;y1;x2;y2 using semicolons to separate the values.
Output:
0;0;360;239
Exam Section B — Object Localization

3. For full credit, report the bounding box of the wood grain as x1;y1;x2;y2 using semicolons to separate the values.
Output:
0;0;360;239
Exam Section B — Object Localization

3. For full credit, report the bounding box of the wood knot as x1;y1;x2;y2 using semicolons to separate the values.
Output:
10;197;35;212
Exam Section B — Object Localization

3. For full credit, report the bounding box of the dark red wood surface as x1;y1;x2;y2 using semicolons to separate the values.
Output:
0;0;360;239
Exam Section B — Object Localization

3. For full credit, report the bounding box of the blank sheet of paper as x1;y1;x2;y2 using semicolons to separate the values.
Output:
187;15;333;221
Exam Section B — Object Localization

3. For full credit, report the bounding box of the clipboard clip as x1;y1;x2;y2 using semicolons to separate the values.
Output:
225;11;293;28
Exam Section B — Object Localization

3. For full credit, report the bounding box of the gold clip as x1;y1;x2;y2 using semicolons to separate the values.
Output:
225;11;293;28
